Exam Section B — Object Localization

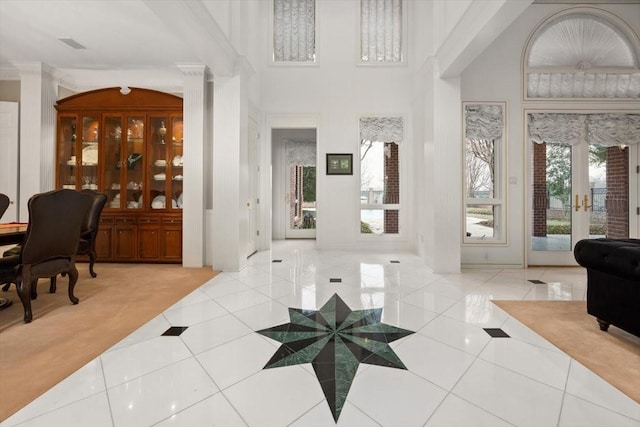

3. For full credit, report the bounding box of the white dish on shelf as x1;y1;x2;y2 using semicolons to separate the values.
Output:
62;185;75;189
173;175;183;181
154;160;166;167
66;160;76;166
153;173;166;180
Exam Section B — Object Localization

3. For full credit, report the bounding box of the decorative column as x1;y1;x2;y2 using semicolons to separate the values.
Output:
17;62;57;222
431;64;461;273
177;64;209;267
211;66;250;271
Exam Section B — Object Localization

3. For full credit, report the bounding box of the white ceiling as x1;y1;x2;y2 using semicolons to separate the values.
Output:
0;0;238;89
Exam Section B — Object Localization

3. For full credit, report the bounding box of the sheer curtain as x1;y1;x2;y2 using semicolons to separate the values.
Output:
273;0;315;62
361;0;402;63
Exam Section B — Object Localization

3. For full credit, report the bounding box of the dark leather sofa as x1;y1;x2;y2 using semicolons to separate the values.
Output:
573;238;640;337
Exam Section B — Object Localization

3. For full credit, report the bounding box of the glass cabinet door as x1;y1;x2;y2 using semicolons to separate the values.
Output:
103;115;123;209
125;116;145;210
80;116;100;192
57;115;78;189
170;116;183;210
149;116;169;210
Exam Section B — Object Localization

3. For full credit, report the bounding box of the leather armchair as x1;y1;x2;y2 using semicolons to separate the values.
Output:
2;190;106;293
0;189;91;323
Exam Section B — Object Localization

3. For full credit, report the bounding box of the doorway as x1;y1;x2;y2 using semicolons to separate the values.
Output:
527;113;639;266
271;128;317;240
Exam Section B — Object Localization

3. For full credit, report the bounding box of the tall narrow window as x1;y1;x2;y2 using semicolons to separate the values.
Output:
360;0;403;63
463;103;506;244
360;117;403;235
273;0;316;62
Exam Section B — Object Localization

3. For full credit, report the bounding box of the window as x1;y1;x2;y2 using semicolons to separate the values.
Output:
463;103;506;244
524;10;639;99
273;0;316;62
360;117;403;235
360;0;403;63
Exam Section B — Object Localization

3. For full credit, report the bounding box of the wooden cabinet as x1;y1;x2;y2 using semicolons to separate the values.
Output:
55;87;183;263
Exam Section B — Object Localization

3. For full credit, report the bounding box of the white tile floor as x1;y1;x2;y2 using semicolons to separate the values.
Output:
3;240;639;427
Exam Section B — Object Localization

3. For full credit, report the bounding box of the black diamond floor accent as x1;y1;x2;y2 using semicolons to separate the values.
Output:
272;259;283;263
329;278;342;283
528;279;546;284
390;260;400;263
484;328;510;338
162;326;189;336
256;293;414;422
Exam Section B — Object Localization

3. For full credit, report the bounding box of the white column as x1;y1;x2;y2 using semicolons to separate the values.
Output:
431;63;462;273
211;73;249;271
17;62;57;222
178;64;208;267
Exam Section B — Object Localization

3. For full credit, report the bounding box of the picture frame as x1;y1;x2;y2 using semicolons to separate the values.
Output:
326;153;353;175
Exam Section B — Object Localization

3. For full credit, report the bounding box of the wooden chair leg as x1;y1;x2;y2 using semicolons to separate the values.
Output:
17;273;33;323
67;266;79;305
88;250;97;278
49;275;57;293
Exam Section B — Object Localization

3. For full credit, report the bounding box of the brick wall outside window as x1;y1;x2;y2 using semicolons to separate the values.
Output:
605;147;629;238
383;143;399;234
533;142;547;237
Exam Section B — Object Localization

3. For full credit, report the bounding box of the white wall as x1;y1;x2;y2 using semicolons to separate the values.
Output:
260;0;418;251
460;3;640;267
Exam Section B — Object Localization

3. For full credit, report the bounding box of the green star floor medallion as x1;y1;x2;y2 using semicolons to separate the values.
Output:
256;293;415;422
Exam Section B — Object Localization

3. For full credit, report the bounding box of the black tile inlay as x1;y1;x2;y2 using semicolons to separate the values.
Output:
256;294;414;422
161;326;189;336
390;260;400;263
484;328;510;338
329;278;342;283
272;259;283;263
528;279;546;284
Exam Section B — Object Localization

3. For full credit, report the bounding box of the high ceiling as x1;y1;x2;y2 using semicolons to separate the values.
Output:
0;0;239;88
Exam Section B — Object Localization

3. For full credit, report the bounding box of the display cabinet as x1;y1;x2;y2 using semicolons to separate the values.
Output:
55;87;183;263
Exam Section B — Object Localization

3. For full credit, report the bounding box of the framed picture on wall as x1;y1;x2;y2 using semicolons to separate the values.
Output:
326;153;353;175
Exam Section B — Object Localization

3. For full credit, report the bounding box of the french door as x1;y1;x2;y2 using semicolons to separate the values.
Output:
528;138;637;266
285;163;316;239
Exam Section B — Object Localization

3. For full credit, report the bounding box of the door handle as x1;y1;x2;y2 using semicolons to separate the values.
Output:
573;194;580;212
583;194;592;212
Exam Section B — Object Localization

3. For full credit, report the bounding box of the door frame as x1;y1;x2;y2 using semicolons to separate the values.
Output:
268;114;320;242
247;116;260;257
525;108;640;266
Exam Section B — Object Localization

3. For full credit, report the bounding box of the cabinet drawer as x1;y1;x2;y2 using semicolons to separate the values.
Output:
115;217;135;225
99;217;114;225
139;217;161;225
162;217;182;225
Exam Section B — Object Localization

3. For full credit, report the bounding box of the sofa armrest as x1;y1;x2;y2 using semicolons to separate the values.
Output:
574;238;640;282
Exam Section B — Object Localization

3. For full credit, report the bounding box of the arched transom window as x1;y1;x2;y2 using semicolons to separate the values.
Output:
524;9;640;99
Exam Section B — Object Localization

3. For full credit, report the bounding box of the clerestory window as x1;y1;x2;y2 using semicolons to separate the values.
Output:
273;0;316;63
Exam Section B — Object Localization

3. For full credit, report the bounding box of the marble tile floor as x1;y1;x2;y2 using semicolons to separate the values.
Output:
2;240;639;427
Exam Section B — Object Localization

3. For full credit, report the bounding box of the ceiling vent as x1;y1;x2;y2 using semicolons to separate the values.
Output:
58;38;86;49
